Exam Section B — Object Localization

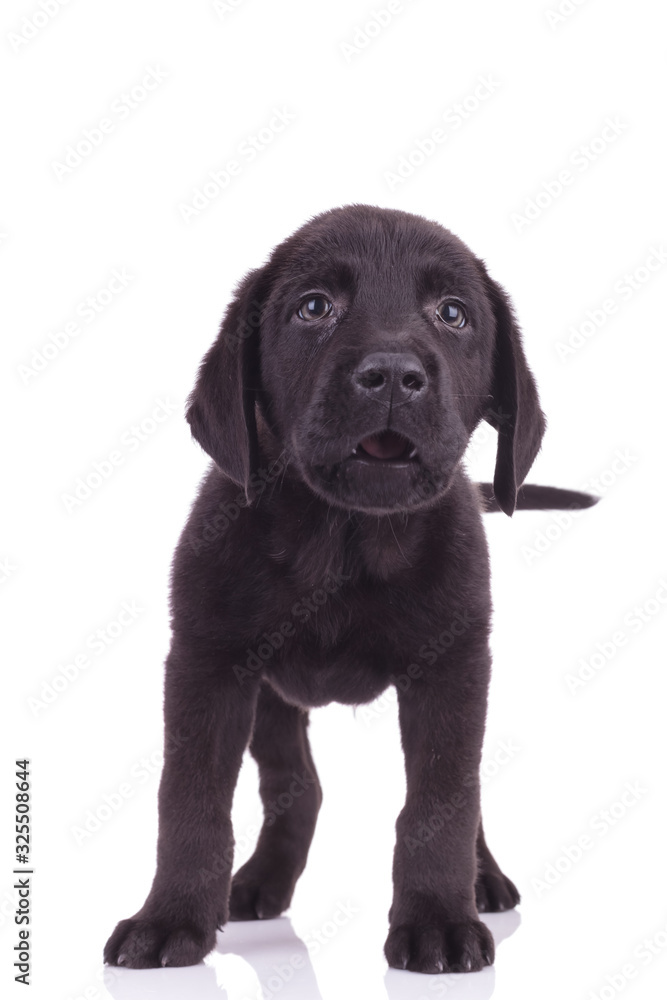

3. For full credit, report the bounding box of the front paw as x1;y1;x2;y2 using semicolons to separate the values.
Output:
104;914;217;969
475;869;520;913
229;856;297;921
384;917;494;974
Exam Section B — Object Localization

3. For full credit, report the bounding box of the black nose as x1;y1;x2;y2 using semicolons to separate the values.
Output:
353;352;427;401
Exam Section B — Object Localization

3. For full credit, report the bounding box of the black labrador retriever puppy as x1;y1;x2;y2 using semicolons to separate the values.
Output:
104;205;595;974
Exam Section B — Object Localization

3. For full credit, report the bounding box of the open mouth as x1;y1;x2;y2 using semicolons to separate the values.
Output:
350;431;418;463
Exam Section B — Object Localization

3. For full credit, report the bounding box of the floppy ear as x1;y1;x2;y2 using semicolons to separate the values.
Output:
482;272;546;516
186;267;269;501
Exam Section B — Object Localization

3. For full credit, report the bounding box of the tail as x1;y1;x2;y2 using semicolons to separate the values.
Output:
477;482;599;513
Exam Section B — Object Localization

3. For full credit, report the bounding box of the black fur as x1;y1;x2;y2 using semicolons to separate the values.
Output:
104;206;596;974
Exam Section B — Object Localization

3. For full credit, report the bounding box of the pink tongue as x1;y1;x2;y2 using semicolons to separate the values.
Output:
359;431;407;460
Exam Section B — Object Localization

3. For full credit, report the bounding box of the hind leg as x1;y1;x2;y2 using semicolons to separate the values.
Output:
475;818;520;912
229;682;322;920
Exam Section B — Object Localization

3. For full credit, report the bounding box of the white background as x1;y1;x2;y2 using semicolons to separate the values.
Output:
2;1;667;998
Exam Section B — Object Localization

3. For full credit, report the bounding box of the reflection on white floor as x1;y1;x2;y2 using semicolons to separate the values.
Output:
102;910;521;1000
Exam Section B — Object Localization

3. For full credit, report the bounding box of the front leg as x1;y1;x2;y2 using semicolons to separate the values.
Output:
104;638;259;968
385;642;494;974
230;681;322;921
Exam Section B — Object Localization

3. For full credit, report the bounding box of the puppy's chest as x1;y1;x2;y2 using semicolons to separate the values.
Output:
236;507;469;707
254;573;431;708
257;569;375;653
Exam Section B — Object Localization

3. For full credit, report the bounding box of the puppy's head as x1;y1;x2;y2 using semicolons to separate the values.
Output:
187;205;545;516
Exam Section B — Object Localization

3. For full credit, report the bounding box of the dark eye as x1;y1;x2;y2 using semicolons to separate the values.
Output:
297;296;333;321
436;301;467;329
